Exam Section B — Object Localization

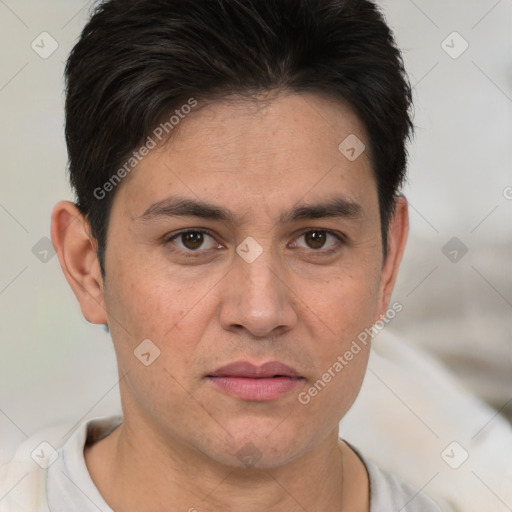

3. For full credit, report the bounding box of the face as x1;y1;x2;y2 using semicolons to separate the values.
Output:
84;93;404;468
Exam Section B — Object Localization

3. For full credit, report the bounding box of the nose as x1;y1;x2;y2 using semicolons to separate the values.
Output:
219;241;298;339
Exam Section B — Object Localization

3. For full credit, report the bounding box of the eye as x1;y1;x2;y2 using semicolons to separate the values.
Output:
291;230;345;254
166;229;221;255
164;228;346;260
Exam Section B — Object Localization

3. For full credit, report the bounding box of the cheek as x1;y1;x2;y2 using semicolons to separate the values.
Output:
298;263;379;399
104;256;217;382
309;264;381;345
103;265;209;422
106;251;191;332
299;347;370;417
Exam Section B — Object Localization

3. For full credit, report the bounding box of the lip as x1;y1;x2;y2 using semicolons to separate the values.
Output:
209;360;301;378
207;361;304;401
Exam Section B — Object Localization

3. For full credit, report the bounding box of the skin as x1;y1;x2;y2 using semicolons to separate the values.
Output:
51;92;408;512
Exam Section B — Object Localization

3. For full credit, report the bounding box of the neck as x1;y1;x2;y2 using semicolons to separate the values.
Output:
84;415;369;512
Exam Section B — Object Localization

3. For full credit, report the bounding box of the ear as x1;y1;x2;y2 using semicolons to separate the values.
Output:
50;201;108;325
374;195;409;322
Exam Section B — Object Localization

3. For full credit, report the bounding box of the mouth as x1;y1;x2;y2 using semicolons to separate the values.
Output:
207;360;305;401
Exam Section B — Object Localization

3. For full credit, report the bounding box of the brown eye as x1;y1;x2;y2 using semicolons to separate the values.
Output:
304;230;328;249
167;230;219;254
294;230;342;252
181;231;205;250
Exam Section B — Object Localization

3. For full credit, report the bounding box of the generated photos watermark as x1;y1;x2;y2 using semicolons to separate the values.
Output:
93;97;198;200
298;301;403;405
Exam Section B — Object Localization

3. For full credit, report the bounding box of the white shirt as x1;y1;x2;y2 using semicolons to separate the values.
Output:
0;415;442;512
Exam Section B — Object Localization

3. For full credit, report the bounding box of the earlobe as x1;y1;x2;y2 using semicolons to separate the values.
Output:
375;196;409;322
50;201;108;325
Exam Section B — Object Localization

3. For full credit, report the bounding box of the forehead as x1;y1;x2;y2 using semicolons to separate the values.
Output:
115;92;376;221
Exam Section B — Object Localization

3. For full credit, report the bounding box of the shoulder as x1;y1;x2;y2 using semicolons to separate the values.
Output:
0;421;62;512
0;415;122;512
349;444;443;512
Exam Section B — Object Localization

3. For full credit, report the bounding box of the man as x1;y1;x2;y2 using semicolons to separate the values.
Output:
0;0;442;510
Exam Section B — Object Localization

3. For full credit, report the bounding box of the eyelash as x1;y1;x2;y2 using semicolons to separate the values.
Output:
164;228;346;259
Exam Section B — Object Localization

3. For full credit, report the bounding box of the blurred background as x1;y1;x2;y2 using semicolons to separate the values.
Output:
0;0;511;508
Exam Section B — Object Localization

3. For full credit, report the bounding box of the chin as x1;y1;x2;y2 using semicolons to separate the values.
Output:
208;419;309;469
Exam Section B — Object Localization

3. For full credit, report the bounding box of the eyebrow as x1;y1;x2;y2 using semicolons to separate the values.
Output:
137;194;363;226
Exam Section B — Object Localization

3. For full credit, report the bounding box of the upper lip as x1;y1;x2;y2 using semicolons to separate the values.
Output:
208;361;302;378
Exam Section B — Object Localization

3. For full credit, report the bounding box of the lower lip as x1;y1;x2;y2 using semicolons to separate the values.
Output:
207;376;303;401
